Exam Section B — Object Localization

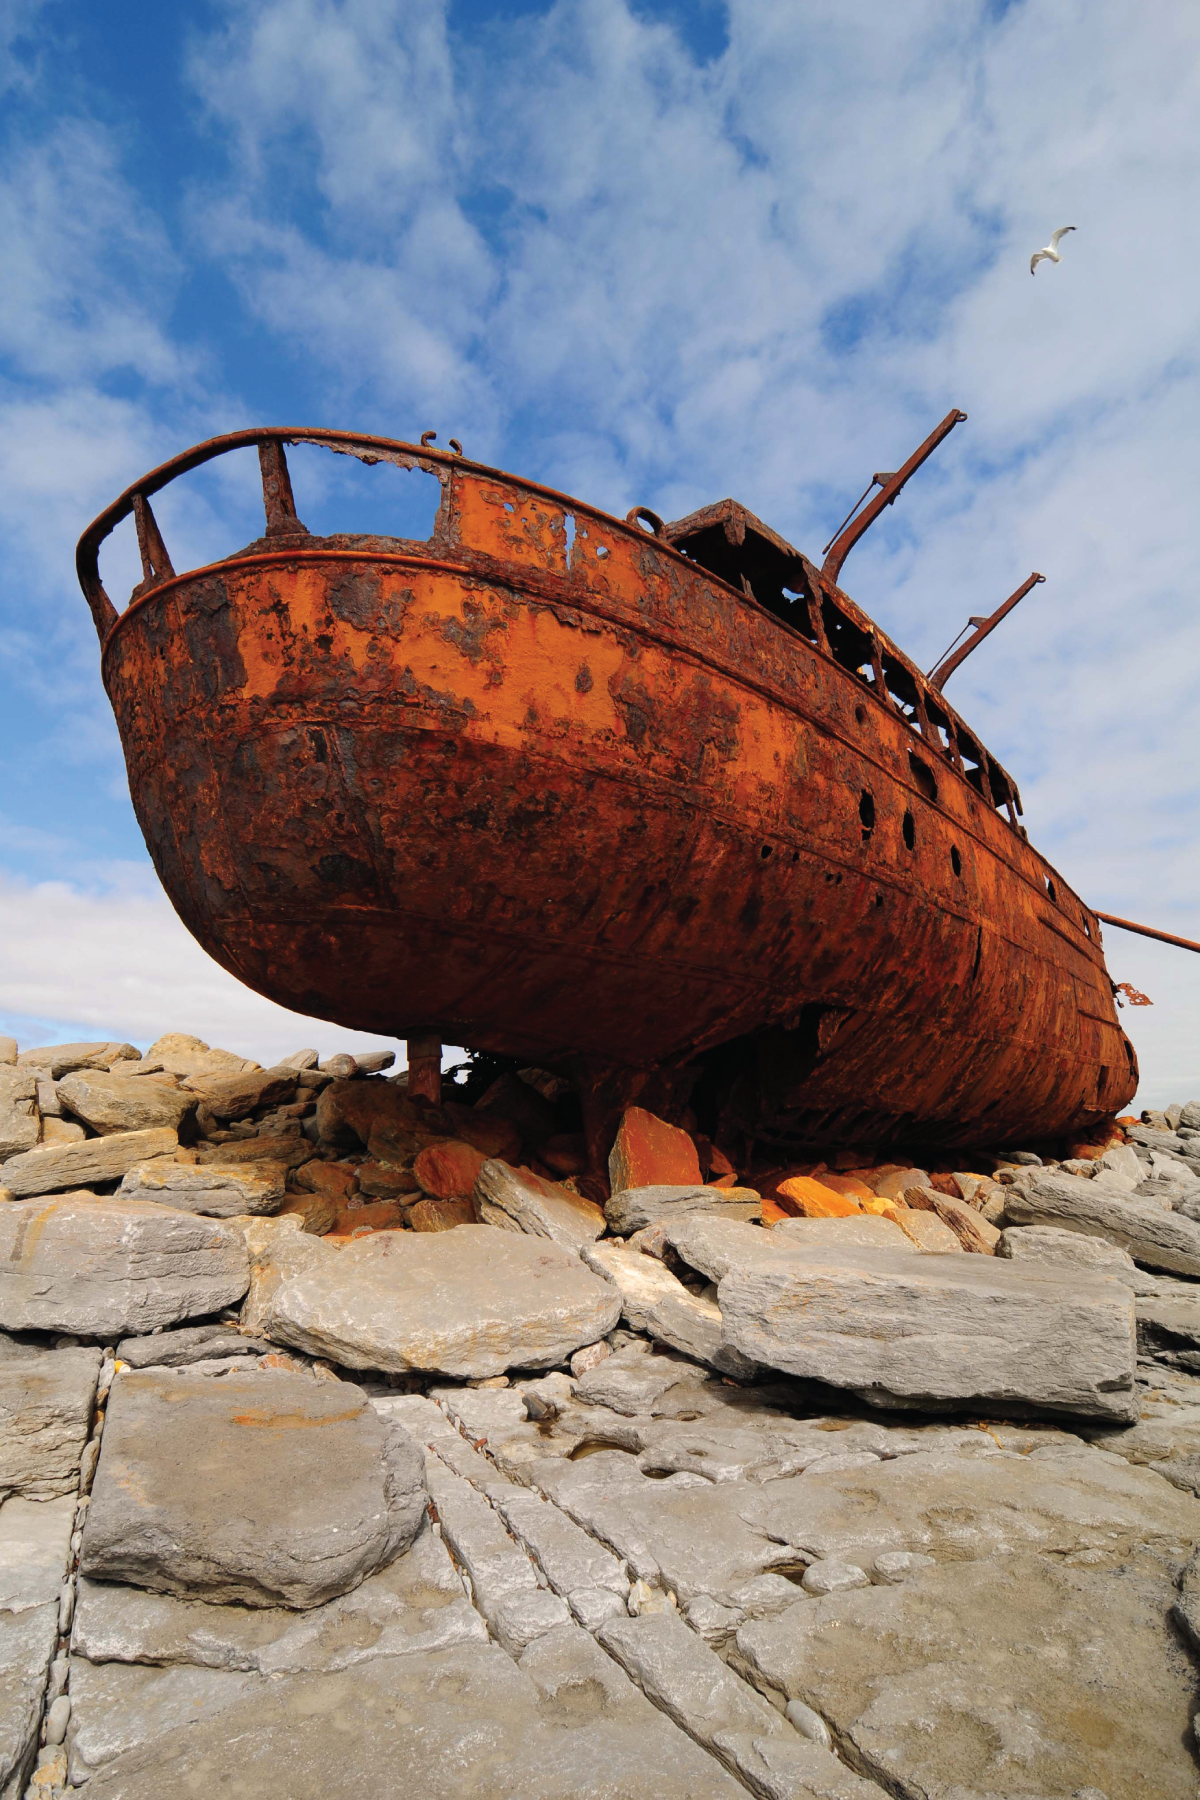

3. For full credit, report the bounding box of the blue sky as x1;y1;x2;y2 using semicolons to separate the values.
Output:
0;0;1197;1101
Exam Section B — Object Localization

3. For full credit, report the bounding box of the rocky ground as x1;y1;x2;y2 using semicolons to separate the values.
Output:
3;1032;1200;1798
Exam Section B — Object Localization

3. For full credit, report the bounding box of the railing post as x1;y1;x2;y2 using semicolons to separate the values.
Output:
132;492;176;597
258;439;308;538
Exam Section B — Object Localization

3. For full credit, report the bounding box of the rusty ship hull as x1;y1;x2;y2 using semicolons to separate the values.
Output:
77;429;1138;1149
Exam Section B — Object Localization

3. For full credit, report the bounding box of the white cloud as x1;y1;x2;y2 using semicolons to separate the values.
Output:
0;869;422;1067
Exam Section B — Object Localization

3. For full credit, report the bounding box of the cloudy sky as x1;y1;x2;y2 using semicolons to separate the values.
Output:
0;0;1196;1101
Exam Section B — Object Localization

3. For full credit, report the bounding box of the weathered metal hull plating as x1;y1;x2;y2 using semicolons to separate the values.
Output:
78;430;1137;1148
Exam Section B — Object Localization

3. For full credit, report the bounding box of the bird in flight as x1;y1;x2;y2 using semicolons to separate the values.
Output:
1030;226;1076;275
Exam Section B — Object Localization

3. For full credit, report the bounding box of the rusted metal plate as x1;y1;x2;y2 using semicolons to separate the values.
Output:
77;430;1138;1151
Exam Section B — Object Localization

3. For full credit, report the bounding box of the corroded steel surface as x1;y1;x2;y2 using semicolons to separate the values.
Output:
77;429;1138;1149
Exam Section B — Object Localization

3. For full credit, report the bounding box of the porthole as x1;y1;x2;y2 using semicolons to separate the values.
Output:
760;844;773;860
859;791;875;840
902;810;915;851
854;705;867;726
1045;876;1057;902
951;846;962;878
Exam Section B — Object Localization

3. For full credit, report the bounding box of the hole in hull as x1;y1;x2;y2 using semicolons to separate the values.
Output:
902;810;915;852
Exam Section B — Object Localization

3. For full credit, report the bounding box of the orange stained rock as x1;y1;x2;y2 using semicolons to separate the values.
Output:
813;1173;876;1203
760;1197;790;1227
408;1197;477;1232
927;1172;965;1199
293;1160;360;1201
412;1138;488;1200
608;1107;702;1193
775;1176;863;1218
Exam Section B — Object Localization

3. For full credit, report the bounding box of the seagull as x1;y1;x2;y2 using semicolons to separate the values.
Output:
1030;226;1076;275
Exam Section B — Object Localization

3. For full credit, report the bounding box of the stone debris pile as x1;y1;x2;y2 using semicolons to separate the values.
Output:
3;1027;1200;1796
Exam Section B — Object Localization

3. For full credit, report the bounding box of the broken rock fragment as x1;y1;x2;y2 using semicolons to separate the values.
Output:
582;1241;756;1377
475;1158;605;1250
80;1368;427;1608
1004;1171;1200;1276
608;1107;702;1192
56;1069;197;1138
0;1069;39;1162
605;1184;761;1235
1;1127;179;1198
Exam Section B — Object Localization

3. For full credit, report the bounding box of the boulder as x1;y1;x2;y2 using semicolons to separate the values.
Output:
475;1159;605;1251
582;1242;755;1377
606;1184;760;1235
56;1070;196;1138
355;1160;420;1200
441;1104;524;1162
1;1127;179;1198
0;1040;14;1066
0;1195;249;1336
0;1070;39;1162
118;1161;286;1217
413;1138;487;1199
317;1079;427;1150
0;1343;101;1499
474;1071;559;1146
194;1134;311;1171
863;1166;929;1200
258;1224;620;1378
80;1369;427;1608
181;1067;296;1121
117;1323;272;1368
998;1225;1159;1293
291;1160;359;1201
609;1107;701;1192
1004;1171;1200;1276
16;1043;138;1078
147;1035;259;1079
714;1242;1138;1421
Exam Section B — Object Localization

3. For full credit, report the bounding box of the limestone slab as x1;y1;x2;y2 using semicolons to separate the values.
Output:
736;1548;1200;1800
769;1215;917;1254
118;1159;286;1216
1005;1169;1200;1275
0;1495;75;1611
116;1323;271;1369
1;1128;179;1199
80;1368;427;1608
0;1603;58;1796
0;1344;100;1500
716;1243;1138;1421
79;1637;746;1800
0;1195;249;1336
259;1223;620;1378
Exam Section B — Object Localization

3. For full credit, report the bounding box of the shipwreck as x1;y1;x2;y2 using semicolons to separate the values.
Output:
77;415;1145;1163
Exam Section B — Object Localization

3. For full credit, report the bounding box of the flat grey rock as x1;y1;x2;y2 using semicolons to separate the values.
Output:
1006;1171;1200;1275
71;1523;484;1674
998;1223;1160;1293
0;1603;58;1795
66;1657;263;1784
735;1547;1200;1800
665;1214;787;1281
582;1242;756;1377
0;1195;249;1336
1;1127;180;1198
0;1069;39;1162
259;1224;620;1378
771;1215;918;1254
597;1608;788;1757
118;1159;286;1216
16;1043;138;1078
716;1243;1138;1422
80;1368;427;1608
474;1158;605;1251
0;1344;100;1499
79;1636;745;1799
0;1494;75;1611
56;1069;196;1137
116;1323;271;1368
606;1185;760;1235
